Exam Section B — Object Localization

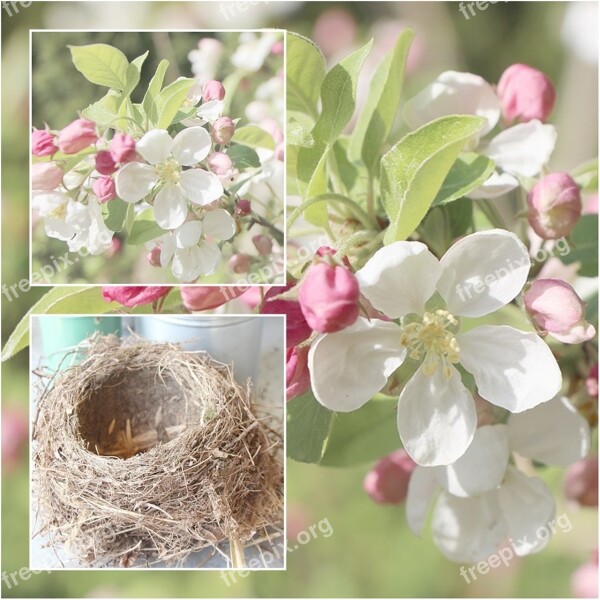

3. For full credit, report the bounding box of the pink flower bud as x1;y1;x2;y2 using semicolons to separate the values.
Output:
102;286;172;307
211;117;235;145
571;552;598;599
497;63;556;123
275;142;284;162
364;450;417;504
207;152;236;181
32;162;64;191
252;234;273;256
180;286;247;311
2;407;28;473
57;118;98;154
286;346;311;400
587;363;598;398
261;285;313;348
229;253;252;274
106;237;122;258
524;279;595;344
147;246;162;267
298;263;360;333
95;150;117;175
528;172;582;239
564;456;598;508
271;40;284;55
31;129;58;157
202;79;226;102
110;132;137;164
92;175;116;203
235;198;252;216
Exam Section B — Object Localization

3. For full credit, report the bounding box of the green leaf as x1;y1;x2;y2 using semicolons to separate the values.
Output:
571;158;598;193
69;44;129;91
287;114;315;148
228;144;261;169
349;30;414;172
143;59;170;126
299;143;330;226
155;78;196;129
432;153;496;207
312;40;373;146
320;395;400;466
232;125;275;150
286;32;326;118
81;90;119;127
121;50;149;102
1;287;119;362
127;209;167;245
104;198;130;232
287;391;332;463
447;198;474;238
332;138;359;194
561;215;598;277
381;115;486;244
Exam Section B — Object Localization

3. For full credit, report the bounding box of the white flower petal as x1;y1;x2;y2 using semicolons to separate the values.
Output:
432;491;507;564
179;168;223;206
195;100;225;124
551;321;597;344
507;396;591;466
403;71;501;135
483;121;557;178
160;233;176;268
406;466;440;536
153;183;188;230
171;248;203;282
202;208;235;240
45;217;77;241
458;325;562;413
197;242;222;276
467;171;520;200
308;317;406;413
136;129;173;165
495;467;555;557
356;242;442;318
115;162;157;203
437;230;530;318
171;126;212;166
174;220;203;249
86;199;113;255
434;425;510;497
397;364;477;467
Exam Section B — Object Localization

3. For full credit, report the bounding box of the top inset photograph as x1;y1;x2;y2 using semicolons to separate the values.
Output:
30;30;285;285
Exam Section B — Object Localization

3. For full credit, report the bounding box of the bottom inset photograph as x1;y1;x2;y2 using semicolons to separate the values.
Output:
29;314;285;570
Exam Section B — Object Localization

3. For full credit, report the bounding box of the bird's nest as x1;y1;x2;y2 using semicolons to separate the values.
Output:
32;335;283;568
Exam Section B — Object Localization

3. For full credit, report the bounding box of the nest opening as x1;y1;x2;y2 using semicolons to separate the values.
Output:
32;335;283;568
77;369;203;459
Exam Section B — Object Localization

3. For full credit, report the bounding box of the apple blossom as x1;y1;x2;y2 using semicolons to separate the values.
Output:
115;127;223;230
102;286;172;307
109;132;137;164
211;117;235;145
364;450;416;505
528;172;582;239
32;162;63;191
57;118;98;154
92;175;116;203
31;129;57;157
299;262;360;333
207;152;238;182
406;397;590;563
309;230;562;466
524;278;595;343
572;554;599;599
497;63;556;123
180;286;247;312
229;253;252;274
252;234;273;256
564;456;598;507
286;345;311;400
95;150;117;175
235;198;252;216
158;209;235;282
202;80;226;101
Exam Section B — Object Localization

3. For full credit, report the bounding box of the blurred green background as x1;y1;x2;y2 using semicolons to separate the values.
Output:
3;1;598;597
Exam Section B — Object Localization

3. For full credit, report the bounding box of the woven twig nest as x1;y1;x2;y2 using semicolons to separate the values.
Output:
32;335;283;568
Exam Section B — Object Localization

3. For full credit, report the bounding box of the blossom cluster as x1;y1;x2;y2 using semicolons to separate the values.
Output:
31;32;284;284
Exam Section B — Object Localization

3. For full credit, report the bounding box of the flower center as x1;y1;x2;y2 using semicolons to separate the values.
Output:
400;310;460;379
156;159;181;184
49;203;67;220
